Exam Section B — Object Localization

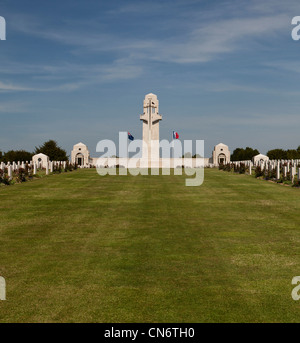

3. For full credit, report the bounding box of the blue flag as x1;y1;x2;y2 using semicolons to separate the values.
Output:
128;132;134;141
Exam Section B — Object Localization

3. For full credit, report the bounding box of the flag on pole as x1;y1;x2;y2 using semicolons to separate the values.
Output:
173;131;179;139
128;132;134;141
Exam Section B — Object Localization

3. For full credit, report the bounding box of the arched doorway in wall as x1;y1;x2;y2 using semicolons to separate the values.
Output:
76;153;84;166
38;157;42;168
218;153;226;164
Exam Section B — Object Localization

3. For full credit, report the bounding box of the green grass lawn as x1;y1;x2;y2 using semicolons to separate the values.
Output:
0;168;300;323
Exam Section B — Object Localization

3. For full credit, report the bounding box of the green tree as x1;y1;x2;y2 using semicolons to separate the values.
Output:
35;140;68;161
286;149;300;159
231;147;259;161
2;150;33;163
267;149;287;160
267;147;300;160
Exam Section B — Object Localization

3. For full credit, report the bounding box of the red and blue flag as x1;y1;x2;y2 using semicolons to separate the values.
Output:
128;132;134;141
173;131;179;139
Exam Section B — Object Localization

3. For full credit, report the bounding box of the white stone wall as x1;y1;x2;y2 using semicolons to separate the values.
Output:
71;142;90;166
212;143;230;166
252;154;269;164
32;153;49;168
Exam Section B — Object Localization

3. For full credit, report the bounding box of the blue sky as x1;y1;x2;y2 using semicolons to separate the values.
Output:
0;0;300;157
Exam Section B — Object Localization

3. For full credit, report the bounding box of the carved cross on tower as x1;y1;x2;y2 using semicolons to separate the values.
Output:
140;93;162;167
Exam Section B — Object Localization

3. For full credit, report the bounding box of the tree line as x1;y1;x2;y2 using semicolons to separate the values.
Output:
266;147;300;160
231;146;300;161
0;140;68;163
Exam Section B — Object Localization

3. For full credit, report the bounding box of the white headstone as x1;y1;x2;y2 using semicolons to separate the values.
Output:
276;161;280;180
7;165;12;180
283;166;287;178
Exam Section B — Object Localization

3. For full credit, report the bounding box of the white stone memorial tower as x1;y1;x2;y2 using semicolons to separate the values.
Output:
140;93;162;167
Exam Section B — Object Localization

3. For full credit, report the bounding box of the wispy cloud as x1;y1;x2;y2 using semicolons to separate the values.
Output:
263;61;300;74
10;1;292;65
1;0;298;93
0;81;37;92
0;57;143;92
0;100;29;113
202;81;300;96
1;0;299;155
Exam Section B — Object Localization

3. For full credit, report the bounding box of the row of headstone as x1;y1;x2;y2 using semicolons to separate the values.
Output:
232;159;300;182
0;161;68;169
0;161;70;180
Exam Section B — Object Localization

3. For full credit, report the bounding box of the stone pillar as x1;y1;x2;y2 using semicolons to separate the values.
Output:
140;93;162;169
